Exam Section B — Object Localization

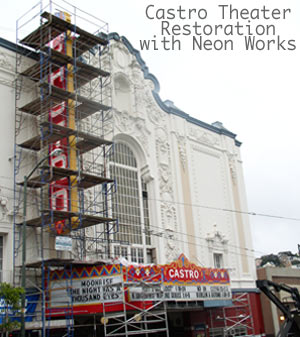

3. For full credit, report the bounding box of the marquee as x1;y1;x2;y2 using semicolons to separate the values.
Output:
48;254;231;314
128;254;231;302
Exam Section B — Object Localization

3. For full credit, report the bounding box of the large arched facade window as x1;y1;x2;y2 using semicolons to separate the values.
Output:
111;143;152;263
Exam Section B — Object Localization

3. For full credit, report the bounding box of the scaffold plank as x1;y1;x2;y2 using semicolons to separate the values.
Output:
18;135;41;151
19;84;110;118
17;210;116;228
18;124;75;150
25;258;108;268
19;21;61;49
20;48;109;87
18;166;113;188
77;131;112;154
18;124;112;152
41;12;108;54
20;12;108;52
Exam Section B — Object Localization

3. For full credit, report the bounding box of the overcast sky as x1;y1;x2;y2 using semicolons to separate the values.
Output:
1;0;299;257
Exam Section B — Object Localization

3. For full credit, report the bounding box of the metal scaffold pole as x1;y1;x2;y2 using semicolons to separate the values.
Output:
14;1;116;335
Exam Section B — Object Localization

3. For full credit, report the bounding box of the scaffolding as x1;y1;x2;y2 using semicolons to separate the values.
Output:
209;292;255;337
14;1;117;334
102;267;169;337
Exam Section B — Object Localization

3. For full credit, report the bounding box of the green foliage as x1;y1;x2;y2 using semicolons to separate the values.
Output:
260;254;285;267
0;319;21;334
0;283;24;333
0;283;24;310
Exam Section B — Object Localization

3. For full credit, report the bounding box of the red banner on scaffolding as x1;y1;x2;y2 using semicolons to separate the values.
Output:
47;254;231;315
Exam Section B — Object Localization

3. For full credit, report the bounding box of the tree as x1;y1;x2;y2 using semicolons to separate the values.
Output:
259;254;285;268
0;283;24;337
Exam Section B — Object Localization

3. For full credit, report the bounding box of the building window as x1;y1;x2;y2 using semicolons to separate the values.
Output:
0;236;3;282
111;143;151;263
214;253;223;268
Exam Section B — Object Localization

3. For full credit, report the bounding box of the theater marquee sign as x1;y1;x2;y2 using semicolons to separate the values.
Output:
128;254;231;301
48;254;231;314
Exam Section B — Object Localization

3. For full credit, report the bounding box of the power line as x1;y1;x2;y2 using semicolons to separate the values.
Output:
2;181;300;224
146;196;300;223
109;213;267;257
2;181;299;222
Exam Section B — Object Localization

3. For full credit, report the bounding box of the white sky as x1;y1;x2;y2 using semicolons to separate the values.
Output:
1;0;300;257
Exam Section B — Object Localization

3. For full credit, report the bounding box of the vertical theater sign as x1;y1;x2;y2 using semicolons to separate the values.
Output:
48;12;78;235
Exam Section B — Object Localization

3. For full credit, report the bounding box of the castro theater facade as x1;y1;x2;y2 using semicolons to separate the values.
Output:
0;3;265;336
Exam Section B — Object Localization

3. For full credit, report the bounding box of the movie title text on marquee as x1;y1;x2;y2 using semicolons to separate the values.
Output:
130;284;231;301
50;275;123;307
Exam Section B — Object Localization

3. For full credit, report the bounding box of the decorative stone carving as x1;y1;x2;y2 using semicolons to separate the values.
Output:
132;63;143;86
191;144;220;159
188;126;220;147
161;202;177;231
206;224;228;251
165;229;180;261
134;85;164;124
155;129;179;249
131;66;165;125
114;110;151;156
0;52;13;71
141;164;154;184
226;151;238;184
155;128;174;201
113;44;130;69
161;201;179;261
0;189;9;222
0;51;16;88
0;78;14;88
158;164;173;201
148;106;166;126
156;128;169;165
175;133;187;171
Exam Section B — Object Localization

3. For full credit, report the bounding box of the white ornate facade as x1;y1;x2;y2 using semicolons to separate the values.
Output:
0;42;16;283
0;33;256;288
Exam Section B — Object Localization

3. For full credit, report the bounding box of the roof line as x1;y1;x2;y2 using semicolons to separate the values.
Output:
0;37;39;60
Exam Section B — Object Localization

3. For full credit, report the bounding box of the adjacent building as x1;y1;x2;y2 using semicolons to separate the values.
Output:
257;266;300;337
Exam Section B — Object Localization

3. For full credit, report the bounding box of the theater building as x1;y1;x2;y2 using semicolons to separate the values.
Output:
0;1;265;336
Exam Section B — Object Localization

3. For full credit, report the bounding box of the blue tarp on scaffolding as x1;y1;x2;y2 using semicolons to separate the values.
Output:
0;294;39;323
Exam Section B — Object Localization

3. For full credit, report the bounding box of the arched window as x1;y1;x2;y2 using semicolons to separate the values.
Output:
111;143;152;263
